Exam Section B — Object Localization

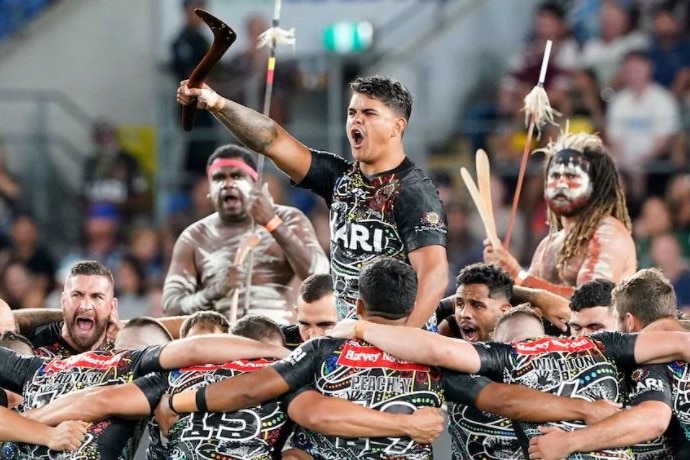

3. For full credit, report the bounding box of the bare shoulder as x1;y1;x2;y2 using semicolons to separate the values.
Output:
176;214;222;245
595;216;634;246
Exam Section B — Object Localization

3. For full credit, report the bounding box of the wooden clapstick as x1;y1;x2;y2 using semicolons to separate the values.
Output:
475;149;499;246
229;233;261;324
461;167;500;247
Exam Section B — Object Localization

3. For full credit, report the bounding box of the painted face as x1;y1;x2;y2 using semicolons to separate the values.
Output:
454;283;509;342
544;149;593;217
570;306;617;336
346;93;403;169
61;275;115;351
207;163;255;222
296;293;338;342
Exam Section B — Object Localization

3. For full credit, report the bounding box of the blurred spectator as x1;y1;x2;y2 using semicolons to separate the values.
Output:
648;3;690;94
445;201;483;296
0;261;42;309
127;226;165;286
5;214;56;302
171;0;218;181
649;232;690;309
633;196;690;266
606;50;682;202
82;120;149;225
579;0;648;90
59;203;125;275
216;15;301;126
0;140;20;234
115;255;150;320
560;69;606;132
666;173;690;231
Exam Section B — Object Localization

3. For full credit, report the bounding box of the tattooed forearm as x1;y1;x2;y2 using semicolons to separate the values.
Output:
212;100;278;155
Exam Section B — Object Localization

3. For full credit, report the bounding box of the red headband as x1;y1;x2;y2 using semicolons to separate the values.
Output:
206;158;258;181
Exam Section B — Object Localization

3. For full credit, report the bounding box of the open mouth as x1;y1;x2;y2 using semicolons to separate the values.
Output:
221;190;241;207
460;325;479;342
76;318;95;332
351;129;364;148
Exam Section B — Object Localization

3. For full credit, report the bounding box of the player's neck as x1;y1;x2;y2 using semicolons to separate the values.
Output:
60;326;105;353
359;148;405;176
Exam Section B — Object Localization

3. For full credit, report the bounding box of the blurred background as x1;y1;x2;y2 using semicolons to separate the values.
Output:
0;0;689;317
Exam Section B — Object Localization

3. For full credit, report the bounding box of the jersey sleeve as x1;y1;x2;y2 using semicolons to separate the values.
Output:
0;347;44;393
294;149;351;205
394;174;447;252
628;365;672;408
130;346;165;377
473;342;511;379
132;372;169;413
591;331;638;371
272;338;338;391
442;371;493;406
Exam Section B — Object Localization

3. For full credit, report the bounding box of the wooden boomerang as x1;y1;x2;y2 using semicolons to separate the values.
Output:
461;167;500;247
229;234;261;324
182;9;237;131
475;149;498;245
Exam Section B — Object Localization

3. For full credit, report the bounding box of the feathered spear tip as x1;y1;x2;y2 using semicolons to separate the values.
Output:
257;26;296;49
522;40;561;140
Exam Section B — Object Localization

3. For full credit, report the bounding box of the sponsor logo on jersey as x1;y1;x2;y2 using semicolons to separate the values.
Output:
43;352;127;373
331;219;402;254
336;343;429;371
181;359;273;374
514;336;596;355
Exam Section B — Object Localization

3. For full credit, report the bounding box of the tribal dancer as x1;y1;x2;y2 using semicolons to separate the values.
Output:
485;132;636;299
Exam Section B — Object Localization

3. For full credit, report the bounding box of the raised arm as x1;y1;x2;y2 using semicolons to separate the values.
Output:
406;246;449;328
12;308;64;335
328;320;481;372
177;82;312;182
0;407;87;452
287;389;444;443
512;286;571;331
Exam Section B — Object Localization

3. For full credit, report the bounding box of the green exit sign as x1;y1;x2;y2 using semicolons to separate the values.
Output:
323;21;374;53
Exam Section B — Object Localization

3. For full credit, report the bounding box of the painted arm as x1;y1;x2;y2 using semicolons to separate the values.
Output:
327;320;481;373
527;401;671;459
477;382;620;424
512;286;570;331
27;383;153;426
287;390;444;443
157;334;289;370
177;82;312;182
0;406;87;451
406;245;449;328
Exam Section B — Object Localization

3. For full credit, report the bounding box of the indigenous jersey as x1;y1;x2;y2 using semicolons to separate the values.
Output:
475;332;639;459
629;363;690;458
443;372;521;460
27;320;113;358
166;358;289;460
0;346;164;460
297;150;447;320
273;337;444;459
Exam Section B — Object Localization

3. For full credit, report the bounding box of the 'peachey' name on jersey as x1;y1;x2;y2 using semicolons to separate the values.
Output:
351;375;413;393
336;343;429;372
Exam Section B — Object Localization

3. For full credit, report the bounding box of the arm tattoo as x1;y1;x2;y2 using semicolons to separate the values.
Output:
213;100;278;154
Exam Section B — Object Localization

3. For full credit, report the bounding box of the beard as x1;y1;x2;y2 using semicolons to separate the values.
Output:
66;317;108;350
546;191;591;218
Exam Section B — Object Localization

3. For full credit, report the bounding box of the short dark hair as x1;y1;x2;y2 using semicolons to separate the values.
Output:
68;260;114;287
298;274;333;303
180;311;230;338
350;75;413;121
0;331;34;356
206;144;257;171
537;1;566;20
123;317;173;341
456;263;513;302
570;279;615;312
613;269;677;327
358;257;416;319
231;315;285;345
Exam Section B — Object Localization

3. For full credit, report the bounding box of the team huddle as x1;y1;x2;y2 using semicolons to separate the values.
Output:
0;73;688;460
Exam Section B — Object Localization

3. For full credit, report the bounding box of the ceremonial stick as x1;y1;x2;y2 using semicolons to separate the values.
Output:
475;149;498;245
242;0;295;317
229;234;261;324
461;167;500;247
504;39;559;250
182;9;236;131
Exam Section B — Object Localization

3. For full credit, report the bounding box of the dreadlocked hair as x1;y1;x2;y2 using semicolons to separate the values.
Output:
537;132;631;270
